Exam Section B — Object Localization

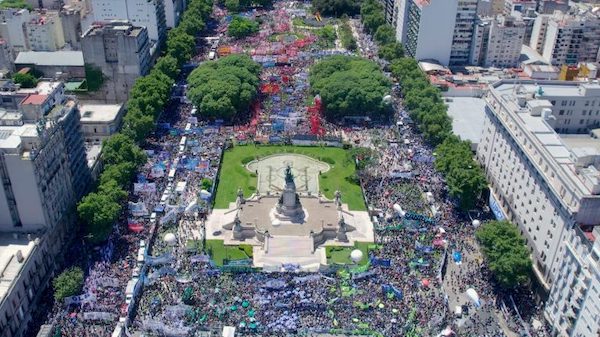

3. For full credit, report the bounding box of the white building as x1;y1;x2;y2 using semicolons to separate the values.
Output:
529;14;552;54
470;15;525;68
90;0;167;44
504;0;537;15
24;11;65;52
540;11;600;66
478;79;600;335
478;80;600;285
544;226;600;337
78;103;124;142
396;0;459;66
164;0;184;28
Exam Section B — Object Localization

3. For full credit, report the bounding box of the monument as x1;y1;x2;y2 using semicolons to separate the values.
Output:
206;154;374;271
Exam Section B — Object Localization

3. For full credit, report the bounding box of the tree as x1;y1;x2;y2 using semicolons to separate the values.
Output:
78;192;121;244
102;133;147;167
476;221;532;289
228;16;259;38
339;20;357;51
187;54;260;120
435;136;486;209
123;108;156;143
167;29;195;66
53;267;84;301
312;0;361;17
309;55;391;121
154;55;180;80
378;42;404;62
100;162;138;189
13;73;38;88
374;25;395;45
225;0;240;12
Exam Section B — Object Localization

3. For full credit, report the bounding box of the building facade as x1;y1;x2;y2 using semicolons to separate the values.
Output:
164;0;184;28
397;0;459;66
0;9;31;53
541;12;600;66
449;0;478;66
470;15;525;67
24;11;65;52
89;0;166;45
478;80;600;291
81;21;151;101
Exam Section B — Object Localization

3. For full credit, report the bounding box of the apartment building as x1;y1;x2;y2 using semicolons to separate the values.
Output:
24;11;65;52
60;5;83;50
530;14;552;54
470;15;525;67
396;0;459;66
0;234;53;337
504;0;537;15
539;11;600;66
538;0;570;14
450;0;478;65
0;80;91;337
478;80;600;290
90;0;166;45
544;226;600;337
81;21;151;102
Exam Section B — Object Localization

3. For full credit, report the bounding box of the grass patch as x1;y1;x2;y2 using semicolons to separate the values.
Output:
213;145;366;210
326;242;370;265
205;240;251;266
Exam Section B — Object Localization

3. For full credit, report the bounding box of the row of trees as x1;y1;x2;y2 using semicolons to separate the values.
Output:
309;55;391;120
76;0;214;245
186;54;261;121
228;16;259;38
358;1;530;287
359;0;404;62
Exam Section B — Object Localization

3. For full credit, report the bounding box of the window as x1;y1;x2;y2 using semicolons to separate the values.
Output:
559;110;565;115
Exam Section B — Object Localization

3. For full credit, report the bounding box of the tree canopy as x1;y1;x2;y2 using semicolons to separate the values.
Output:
476;221;532;289
53;267;84;301
312;0;361;17
309;55;391;121
187;54;260;120
75;0;214;245
228;16;259;38
14;73;38;88
360;0;385;34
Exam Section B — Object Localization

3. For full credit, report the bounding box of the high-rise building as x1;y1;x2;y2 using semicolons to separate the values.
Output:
504;0;537;15
396;0;459;66
478;79;600;336
538;0;570;14
470;15;525;67
530;13;552;54
0;39;14;72
449;0;478;65
81;21;151;101
89;0;167;45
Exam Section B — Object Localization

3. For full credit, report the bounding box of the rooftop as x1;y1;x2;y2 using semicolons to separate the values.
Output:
21;94;48;106
0;233;40;304
15;51;84;67
79;103;123;123
445;97;487;146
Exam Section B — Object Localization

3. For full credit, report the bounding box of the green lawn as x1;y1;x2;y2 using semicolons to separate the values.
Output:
326;242;370;265
205;240;252;266
214;145;366;210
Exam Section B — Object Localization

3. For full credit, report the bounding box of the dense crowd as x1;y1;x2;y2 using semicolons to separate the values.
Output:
39;2;549;337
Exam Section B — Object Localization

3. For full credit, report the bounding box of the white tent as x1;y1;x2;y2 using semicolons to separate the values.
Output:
222;326;236;337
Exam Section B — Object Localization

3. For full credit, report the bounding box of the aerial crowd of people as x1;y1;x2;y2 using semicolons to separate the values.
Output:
36;2;551;337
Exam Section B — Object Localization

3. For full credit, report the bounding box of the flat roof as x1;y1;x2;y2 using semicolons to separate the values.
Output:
0;234;39;304
15;51;84;67
79;104;123;123
445;97;487;145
